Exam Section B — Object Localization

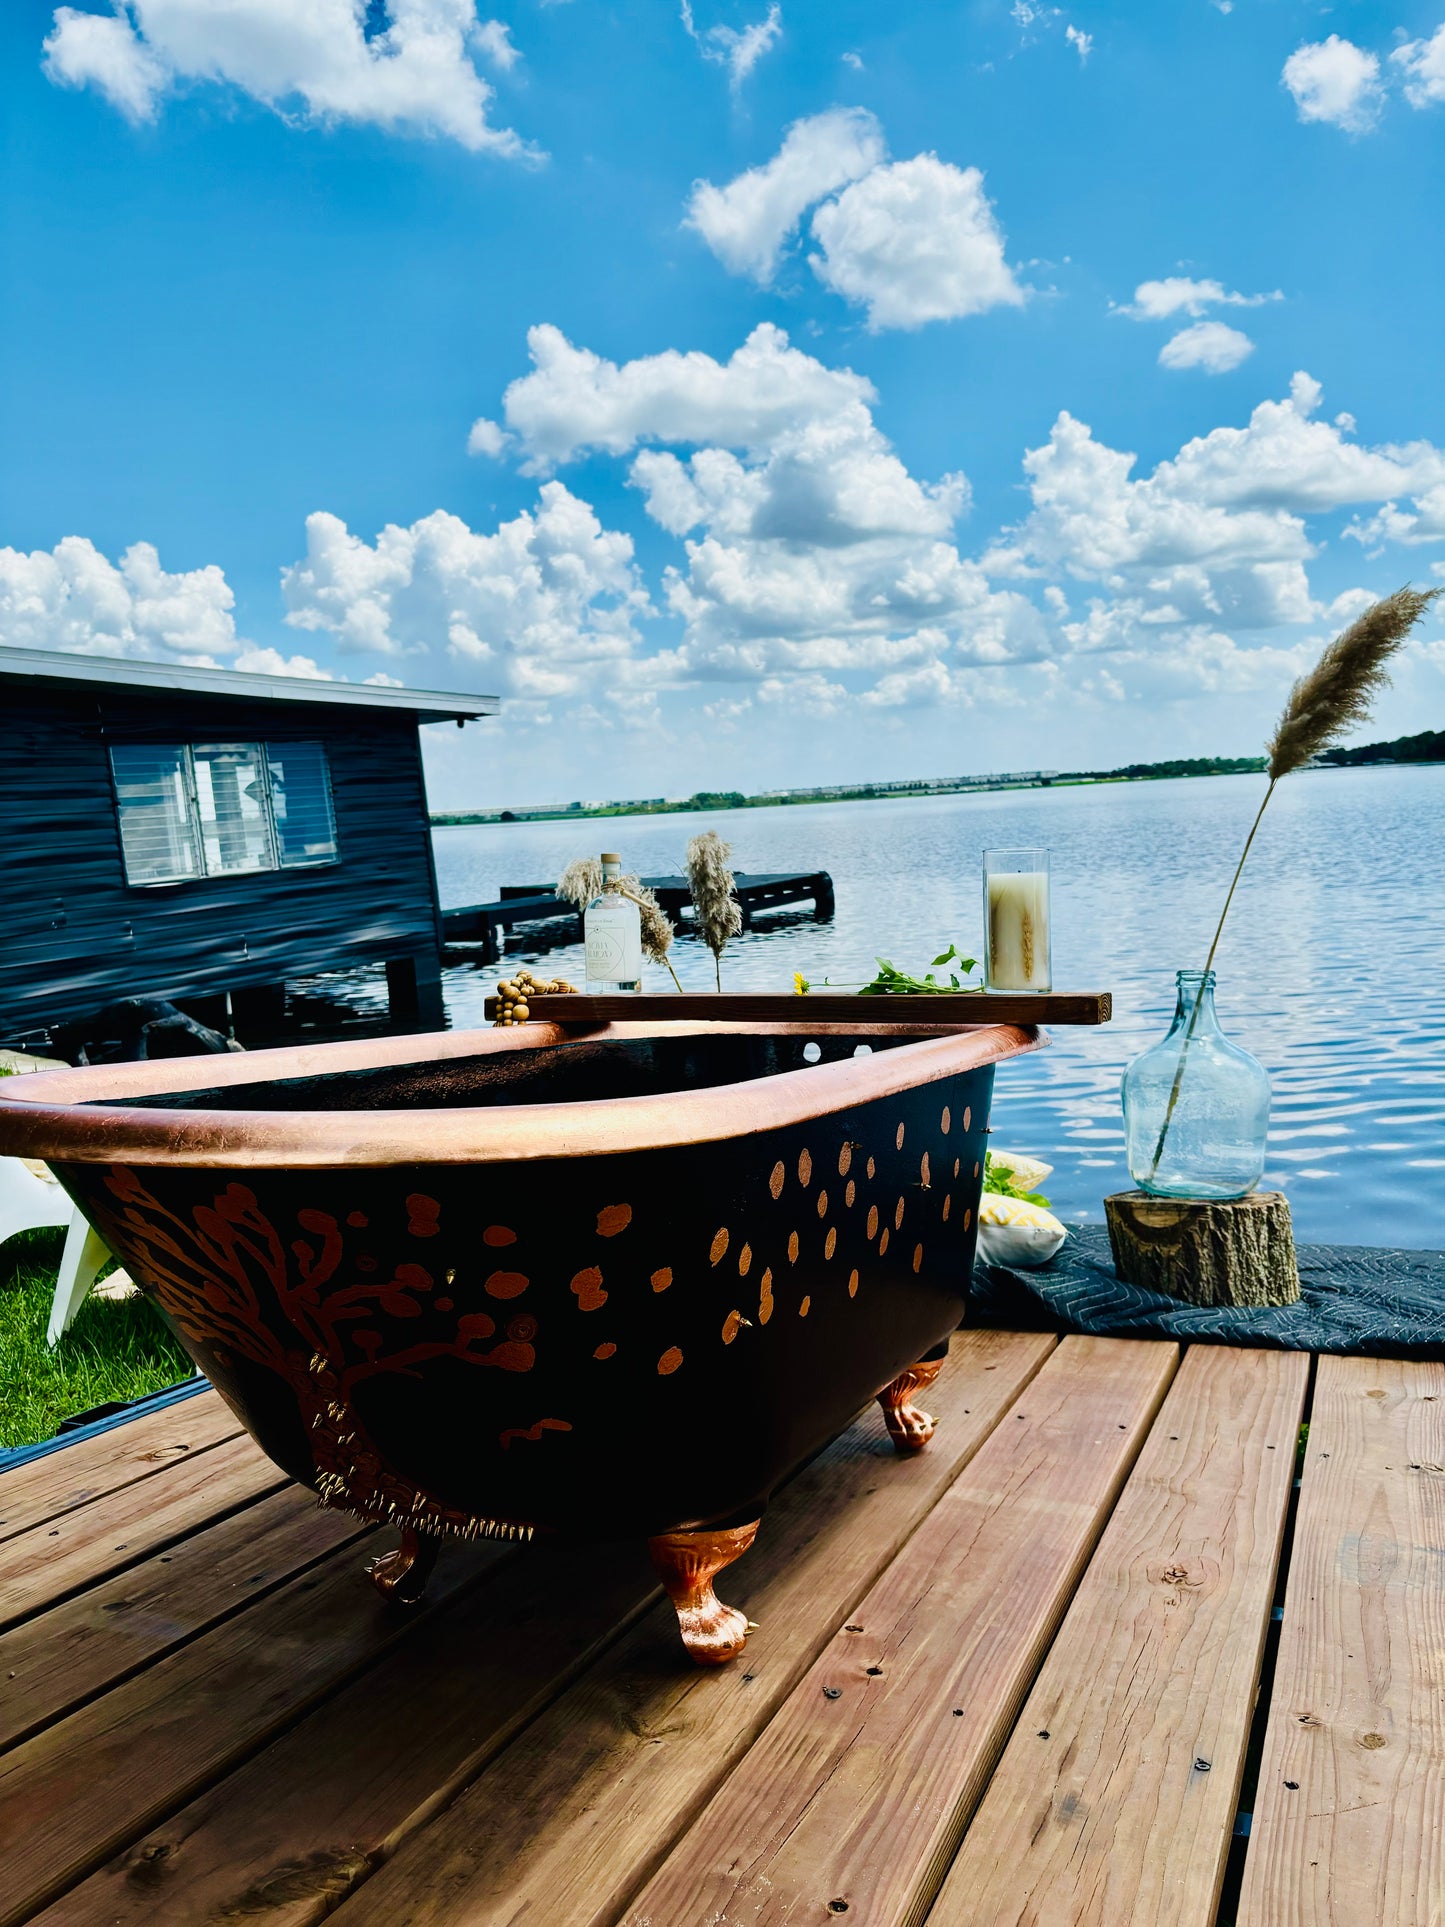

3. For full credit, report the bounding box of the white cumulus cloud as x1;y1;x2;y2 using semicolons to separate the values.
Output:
1065;25;1091;63
466;416;512;458
688;114;1023;331
1158;320;1255;374
233;646;332;677
281;482;651;699
495;320;876;471
1393;24;1445;107
42;0;534;155
1158;372;1445;511
478;325;1052;690
679;1;781;90
809;154;1024;331
1346;484;1445;550
685;107;884;283
467;328;1445;717
987;371;1445;654
0;536;243;661
1282;34;1383;133
1119;277;1282;320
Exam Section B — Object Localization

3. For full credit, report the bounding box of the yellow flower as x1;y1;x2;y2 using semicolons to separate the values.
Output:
793;972;810;995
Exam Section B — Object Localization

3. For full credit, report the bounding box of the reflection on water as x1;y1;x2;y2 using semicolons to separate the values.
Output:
429;766;1445;1249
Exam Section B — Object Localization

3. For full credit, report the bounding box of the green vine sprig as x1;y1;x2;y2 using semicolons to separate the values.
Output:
794;944;979;997
982;1153;1051;1208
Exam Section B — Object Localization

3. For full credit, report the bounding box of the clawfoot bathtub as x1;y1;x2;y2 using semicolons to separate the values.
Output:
0;1017;1041;1664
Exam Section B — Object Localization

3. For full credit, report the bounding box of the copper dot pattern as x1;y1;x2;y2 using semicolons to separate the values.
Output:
570;1267;606;1311
534;1078;985;1392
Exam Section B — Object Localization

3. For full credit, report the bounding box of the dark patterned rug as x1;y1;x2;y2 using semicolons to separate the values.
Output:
969;1225;1445;1358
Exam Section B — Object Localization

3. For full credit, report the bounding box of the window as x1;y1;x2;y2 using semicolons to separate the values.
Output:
110;741;339;885
193;744;275;875
266;741;338;868
109;745;202;885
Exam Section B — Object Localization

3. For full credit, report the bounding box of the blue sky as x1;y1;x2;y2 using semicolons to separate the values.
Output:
3;0;1445;806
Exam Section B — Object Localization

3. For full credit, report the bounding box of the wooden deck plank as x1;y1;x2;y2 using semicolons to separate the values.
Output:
933;1344;1308;1927
626;1336;1179;1927
0;1390;238;1545
0;1532;507;1926
322;1330;1059;1927
36;1536;663;1927
0;1432;285;1632
0;1485;369;1753
1237;1354;1445;1927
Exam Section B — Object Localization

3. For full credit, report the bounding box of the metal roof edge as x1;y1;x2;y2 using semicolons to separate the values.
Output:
0;646;497;723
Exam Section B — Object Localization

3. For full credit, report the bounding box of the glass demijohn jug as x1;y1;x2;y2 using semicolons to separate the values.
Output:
1121;970;1270;1200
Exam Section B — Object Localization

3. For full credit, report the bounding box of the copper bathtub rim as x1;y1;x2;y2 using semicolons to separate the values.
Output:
0;1019;1044;1169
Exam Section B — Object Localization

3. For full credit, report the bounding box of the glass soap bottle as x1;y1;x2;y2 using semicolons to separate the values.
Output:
584;853;642;993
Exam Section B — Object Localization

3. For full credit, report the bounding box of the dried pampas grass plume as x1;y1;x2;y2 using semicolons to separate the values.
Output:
556;857;684;990
1147;583;1440;1179
556;858;603;911
1268;586;1441;780
685;830;744;991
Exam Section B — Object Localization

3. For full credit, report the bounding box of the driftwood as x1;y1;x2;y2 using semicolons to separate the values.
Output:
1104;1191;1300;1308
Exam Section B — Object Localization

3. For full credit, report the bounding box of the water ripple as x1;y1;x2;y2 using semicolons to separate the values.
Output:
431;766;1445;1249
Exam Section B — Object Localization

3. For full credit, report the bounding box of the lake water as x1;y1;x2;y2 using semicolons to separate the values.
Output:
430;767;1445;1250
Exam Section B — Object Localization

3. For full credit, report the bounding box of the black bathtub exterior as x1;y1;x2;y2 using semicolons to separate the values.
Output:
51;1063;992;1542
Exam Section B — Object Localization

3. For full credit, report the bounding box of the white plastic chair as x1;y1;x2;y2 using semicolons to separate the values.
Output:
0;1155;116;1347
46;1212;117;1346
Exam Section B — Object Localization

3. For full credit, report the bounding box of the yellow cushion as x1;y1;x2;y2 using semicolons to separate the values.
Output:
976;1193;1068;1267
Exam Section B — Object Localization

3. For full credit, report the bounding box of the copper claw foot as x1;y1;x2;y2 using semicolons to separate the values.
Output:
878;1356;945;1453
648;1521;760;1667
366;1526;440;1605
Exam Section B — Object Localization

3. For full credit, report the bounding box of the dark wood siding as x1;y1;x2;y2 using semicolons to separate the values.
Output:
0;683;444;1034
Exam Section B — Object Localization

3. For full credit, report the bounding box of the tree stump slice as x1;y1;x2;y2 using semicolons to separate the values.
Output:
1104;1191;1300;1308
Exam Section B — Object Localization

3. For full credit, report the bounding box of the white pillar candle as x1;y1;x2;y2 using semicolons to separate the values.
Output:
986;870;1050;991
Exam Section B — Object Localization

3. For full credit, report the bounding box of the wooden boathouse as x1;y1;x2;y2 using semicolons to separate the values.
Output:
0;648;494;1048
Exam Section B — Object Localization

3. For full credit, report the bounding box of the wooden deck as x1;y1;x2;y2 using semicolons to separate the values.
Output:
2;1333;1441;1925
442;870;835;962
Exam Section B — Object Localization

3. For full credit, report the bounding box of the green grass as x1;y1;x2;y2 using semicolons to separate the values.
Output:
0;1228;193;1450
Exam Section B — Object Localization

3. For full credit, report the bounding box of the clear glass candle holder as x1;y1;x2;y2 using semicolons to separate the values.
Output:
983;848;1051;992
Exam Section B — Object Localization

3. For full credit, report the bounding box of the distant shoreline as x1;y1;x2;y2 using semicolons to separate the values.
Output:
431;738;1441;828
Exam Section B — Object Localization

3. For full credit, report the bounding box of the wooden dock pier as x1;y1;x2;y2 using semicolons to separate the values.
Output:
442;869;834;963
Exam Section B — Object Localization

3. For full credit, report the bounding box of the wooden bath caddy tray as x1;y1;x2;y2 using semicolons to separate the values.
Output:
482;990;1112;1025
